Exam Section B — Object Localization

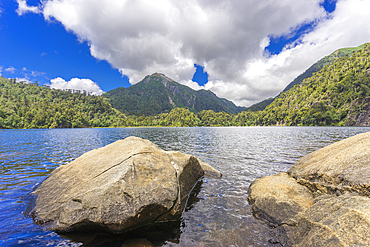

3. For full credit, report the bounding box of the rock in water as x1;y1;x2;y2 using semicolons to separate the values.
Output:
288;131;370;196
248;172;313;226
30;136;207;233
283;194;370;246
248;131;370;246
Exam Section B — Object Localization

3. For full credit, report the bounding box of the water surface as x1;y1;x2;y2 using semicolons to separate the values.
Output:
1;127;369;246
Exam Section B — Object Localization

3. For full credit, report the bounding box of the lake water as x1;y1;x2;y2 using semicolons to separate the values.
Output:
1;126;369;246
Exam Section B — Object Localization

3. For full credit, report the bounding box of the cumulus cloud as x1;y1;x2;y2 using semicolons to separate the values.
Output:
48;77;104;95
16;0;41;16
29;0;370;106
5;66;16;73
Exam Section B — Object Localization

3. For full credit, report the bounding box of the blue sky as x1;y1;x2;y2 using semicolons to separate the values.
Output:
0;0;129;91
1;0;369;106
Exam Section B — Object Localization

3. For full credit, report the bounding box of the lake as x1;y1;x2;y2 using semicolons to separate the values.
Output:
1;126;369;246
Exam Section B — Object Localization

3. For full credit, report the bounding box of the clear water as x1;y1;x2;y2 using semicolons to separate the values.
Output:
1;127;369;246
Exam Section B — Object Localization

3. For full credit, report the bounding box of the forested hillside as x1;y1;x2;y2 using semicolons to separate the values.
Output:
255;43;370;126
0;77;126;129
282;44;367;92
247;43;368;111
103;73;246;115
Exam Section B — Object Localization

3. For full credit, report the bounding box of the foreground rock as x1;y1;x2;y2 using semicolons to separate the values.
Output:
31;136;221;233
288;131;370;196
248;131;370;246
282;194;370;246
248;172;313;226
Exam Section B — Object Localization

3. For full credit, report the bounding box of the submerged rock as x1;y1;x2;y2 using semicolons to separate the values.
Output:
248;131;370;246
31;136;220;233
197;159;222;178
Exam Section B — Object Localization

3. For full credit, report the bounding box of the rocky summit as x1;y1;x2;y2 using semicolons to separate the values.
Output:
30;136;220;233
248;131;370;246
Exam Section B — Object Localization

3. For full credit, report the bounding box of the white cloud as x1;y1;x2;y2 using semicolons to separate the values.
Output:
48;77;104;95
16;0;41;16
16;77;32;84
31;0;370;106
5;66;16;73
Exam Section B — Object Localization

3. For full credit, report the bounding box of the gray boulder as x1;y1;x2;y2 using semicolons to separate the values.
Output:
31;136;219;233
282;194;370;246
248;131;370;246
248;172;313;226
288;131;370;196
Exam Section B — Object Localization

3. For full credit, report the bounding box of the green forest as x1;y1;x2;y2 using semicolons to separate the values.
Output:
258;43;370;126
0;77;127;129
246;43;368;112
1;43;369;129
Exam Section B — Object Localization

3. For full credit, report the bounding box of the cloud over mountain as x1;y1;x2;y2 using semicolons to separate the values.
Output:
18;0;370;106
48;77;104;95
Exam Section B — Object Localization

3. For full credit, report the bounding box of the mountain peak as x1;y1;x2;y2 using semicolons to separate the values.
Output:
143;73;175;84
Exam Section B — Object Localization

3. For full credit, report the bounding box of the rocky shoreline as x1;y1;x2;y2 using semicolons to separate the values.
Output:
248;131;370;246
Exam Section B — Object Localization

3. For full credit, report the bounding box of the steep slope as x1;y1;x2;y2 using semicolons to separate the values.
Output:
257;43;370;126
247;43;368;111
282;44;367;92
103;73;246;115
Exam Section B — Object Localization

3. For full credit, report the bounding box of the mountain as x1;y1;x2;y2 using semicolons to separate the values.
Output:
282;43;367;92
254;43;370;126
103;73;246;115
247;43;368;111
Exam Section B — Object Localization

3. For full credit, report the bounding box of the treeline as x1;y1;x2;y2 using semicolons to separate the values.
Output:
122;107;271;127
0;77;126;129
124;108;248;127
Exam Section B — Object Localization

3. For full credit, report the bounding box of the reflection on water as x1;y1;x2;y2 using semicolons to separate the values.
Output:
1;127;369;246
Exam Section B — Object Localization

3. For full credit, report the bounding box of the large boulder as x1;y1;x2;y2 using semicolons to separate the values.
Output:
248;131;370;246
288;131;370;196
30;136;218;233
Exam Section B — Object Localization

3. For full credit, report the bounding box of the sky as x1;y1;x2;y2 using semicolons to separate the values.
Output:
0;0;370;106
